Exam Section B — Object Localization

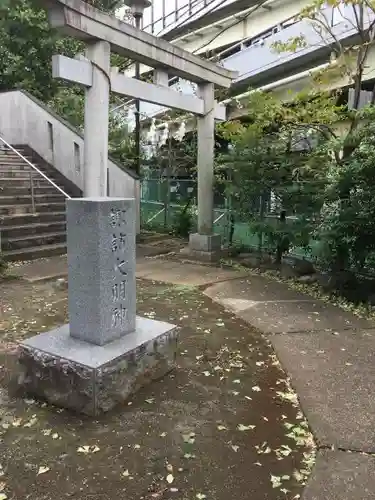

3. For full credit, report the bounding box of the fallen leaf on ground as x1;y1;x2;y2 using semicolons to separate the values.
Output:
196;494;206;500
23;416;37;428
231;445;239;452
166;474;174;484
252;386;261;392
77;445;100;454
237;424;256;431
0;494;7;500
182;432;195;444
293;470;305;482
134;444;141;450
217;425;227;431
37;466;50;476
122;470;130;477
270;475;281;488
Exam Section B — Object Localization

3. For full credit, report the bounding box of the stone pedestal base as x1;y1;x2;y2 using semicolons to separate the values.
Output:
17;317;178;416
189;233;221;252
183;233;224;262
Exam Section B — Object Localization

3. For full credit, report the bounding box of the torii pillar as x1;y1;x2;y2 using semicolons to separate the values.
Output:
188;82;220;261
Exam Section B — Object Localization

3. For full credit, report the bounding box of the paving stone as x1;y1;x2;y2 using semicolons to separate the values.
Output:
273;328;375;451
303;450;375;500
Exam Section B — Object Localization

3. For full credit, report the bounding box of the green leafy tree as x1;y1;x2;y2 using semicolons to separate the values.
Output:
222;0;375;273
218;90;340;260
0;0;81;100
0;0;127;102
273;0;375;273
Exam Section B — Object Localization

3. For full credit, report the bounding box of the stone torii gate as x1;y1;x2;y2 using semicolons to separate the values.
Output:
40;0;237;258
16;0;237;416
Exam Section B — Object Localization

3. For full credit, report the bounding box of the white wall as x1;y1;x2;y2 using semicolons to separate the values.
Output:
173;0;310;54
125;0;311;79
0;90;140;230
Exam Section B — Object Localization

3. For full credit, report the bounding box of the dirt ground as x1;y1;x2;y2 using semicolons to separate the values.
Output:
0;276;315;500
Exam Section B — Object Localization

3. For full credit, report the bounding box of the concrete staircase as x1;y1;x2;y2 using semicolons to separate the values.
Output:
0;145;80;261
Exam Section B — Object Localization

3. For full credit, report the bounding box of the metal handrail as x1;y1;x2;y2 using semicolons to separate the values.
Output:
0;136;71;206
143;0;208;34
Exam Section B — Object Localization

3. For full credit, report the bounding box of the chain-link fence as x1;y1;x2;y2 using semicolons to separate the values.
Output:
140;177;235;243
140;178;317;258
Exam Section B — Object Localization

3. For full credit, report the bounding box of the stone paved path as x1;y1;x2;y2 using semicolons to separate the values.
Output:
9;254;375;499
203;275;375;500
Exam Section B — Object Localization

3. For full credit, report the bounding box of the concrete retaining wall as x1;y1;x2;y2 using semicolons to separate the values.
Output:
0;90;140;230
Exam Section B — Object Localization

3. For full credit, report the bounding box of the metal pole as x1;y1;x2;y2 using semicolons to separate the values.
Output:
134;14;142;177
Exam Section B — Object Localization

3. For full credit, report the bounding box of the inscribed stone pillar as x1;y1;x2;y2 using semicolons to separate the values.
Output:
67;198;136;345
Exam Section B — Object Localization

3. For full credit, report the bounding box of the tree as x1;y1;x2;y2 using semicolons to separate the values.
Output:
0;0;127;102
0;0;80;100
273;0;375;273
217;89;340;261
221;0;375;273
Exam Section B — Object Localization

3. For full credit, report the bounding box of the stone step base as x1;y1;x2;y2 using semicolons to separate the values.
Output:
0;194;65;205
0;186;61;196
0;177;54;187
1;221;66;238
0;204;66;216
2;242;67;261
0;212;66;227
0;144;79;261
2;231;66;251
0;171;59;179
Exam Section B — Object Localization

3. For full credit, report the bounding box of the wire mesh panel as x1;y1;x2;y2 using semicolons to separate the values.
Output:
139;178;319;259
141;178;197;232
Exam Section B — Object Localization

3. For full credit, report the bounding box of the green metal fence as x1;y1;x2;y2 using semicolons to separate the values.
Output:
140;178;315;258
